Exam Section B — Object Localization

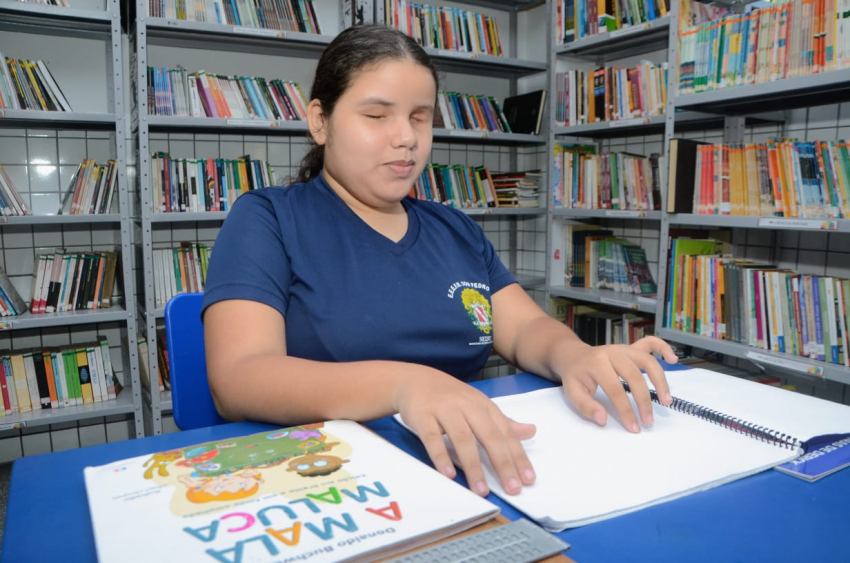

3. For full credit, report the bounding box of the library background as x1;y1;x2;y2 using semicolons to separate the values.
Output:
0;0;848;461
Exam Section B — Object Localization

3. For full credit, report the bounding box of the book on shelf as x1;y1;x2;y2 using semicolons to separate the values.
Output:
375;1;504;56
397;367;850;531
666;138;707;214
433;92;512;133
551;297;655;345
151;153;276;213
491;170;543;208
556;0;671;45
15;0;71;6
583;237;657;295
29;249;120;315
0;53;72;112
0;266;28;317
57;159;118;215
147;0;323;34
553;144;662;210
501;90;547;136
678;0;850;96
665;241;850;367
147;67;307;121
0;338;121;414
674;138;850;219
83;421;499;562
153;242;212;308
555;62;668;126
411;164;498;208
137;328;171;393
0;165;30;216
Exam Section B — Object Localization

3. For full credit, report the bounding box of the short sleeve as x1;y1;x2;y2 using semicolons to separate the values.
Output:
481;228;516;294
201;191;292;320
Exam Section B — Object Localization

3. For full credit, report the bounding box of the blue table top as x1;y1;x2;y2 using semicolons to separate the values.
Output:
3;365;849;563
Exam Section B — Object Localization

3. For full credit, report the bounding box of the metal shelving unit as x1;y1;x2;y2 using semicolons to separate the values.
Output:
651;2;850;385
0;0;144;435
657;329;850;386
667;214;850;233
554;209;661;220
131;0;549;434
545;4;672;318
550;286;658;314
555;15;671;61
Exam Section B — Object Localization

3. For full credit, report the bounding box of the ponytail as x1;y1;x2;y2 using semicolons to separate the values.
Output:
296;143;324;184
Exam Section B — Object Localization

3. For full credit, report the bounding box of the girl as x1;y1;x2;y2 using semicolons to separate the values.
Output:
203;24;677;498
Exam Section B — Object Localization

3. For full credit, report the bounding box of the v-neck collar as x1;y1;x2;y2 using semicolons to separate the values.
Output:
316;173;420;257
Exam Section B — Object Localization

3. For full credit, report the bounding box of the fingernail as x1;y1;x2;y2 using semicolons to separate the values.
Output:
630;422;640;433
593;411;606;425
523;468;535;482
475;481;489;495
664;393;673;404
442;466;455;477
643;413;654;425
507;478;520;492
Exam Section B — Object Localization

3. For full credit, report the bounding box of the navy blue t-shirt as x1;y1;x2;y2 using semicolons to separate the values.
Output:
201;173;516;380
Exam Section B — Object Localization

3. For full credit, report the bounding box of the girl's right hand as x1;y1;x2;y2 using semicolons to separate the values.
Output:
393;368;537;497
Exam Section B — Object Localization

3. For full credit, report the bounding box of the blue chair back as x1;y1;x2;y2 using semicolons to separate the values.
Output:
164;293;227;430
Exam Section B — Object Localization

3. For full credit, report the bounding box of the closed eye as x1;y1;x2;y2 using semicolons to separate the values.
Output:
366;115;385;120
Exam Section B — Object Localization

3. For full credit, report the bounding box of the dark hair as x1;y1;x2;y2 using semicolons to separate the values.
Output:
295;25;440;183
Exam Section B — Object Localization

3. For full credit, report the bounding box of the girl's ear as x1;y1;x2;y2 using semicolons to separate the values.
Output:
307;100;327;145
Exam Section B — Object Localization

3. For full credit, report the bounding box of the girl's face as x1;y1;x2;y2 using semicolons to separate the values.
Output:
312;59;436;209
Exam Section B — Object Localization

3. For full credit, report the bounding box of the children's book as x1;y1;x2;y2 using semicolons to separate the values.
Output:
83;420;499;563
396;368;850;531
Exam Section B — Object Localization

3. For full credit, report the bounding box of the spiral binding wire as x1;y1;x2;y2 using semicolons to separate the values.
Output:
621;381;803;450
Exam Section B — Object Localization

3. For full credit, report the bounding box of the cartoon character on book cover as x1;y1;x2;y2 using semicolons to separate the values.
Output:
142;423;355;517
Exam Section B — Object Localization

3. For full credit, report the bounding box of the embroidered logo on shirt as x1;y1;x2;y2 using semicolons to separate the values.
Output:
461;289;492;335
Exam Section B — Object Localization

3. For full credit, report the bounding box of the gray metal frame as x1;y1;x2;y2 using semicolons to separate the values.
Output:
0;0;144;435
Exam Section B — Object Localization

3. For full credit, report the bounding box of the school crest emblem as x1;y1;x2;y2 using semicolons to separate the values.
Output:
461;289;492;334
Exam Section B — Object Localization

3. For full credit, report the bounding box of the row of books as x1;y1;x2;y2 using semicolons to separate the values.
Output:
0;54;71;112
31;250;120;314
556;0;670;45
491;170;543;208
665;238;850;366
433;91;512;133
153;243;211;308
554;62;668;126
376;1;504;56
584;236;657;295
16;0;71;5
0;340;121;415
0;267;27;317
60;160;118;215
0;164;29;216
150;153;276;213
410;167;542;209
147;67;308;121
553;144;662;210
138;329;170;393
678;0;850;95
550;297;656;345
668;138;850;219
146;0;323;33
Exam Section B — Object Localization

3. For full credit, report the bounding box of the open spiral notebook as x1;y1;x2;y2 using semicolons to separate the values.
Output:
396;368;850;531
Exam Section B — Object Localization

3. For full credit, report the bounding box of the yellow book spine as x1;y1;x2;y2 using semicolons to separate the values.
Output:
76;348;94;404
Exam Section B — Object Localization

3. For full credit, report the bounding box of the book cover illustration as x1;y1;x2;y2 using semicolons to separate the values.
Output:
84;421;498;563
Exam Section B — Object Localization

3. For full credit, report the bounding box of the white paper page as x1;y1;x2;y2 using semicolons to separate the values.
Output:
660;368;850;443
477;387;798;531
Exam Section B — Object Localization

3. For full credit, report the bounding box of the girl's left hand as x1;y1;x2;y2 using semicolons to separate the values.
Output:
558;336;679;432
